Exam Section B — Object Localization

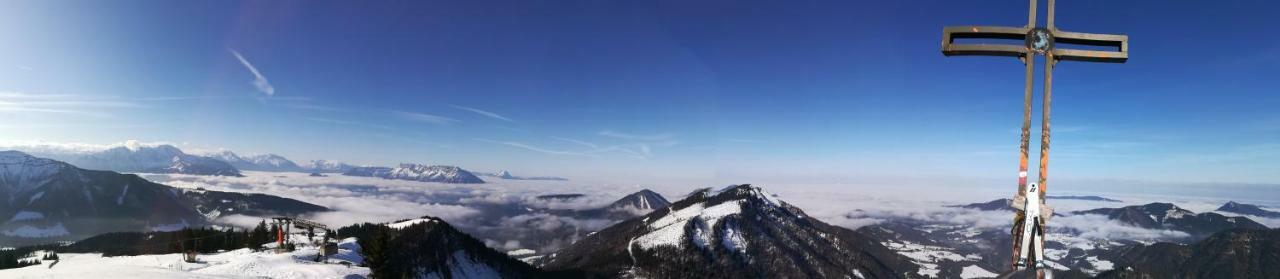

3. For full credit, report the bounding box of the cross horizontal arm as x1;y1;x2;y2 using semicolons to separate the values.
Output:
1051;30;1128;63
942;26;1030;58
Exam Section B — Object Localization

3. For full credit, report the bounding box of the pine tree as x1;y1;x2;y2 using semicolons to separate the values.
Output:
250;220;270;250
363;227;392;278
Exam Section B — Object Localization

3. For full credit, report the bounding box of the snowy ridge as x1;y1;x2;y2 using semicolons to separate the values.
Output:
0;151;68;195
344;164;485;184
387;217;437;229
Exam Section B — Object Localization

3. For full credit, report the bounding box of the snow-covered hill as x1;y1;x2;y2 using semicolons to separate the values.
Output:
541;184;919;278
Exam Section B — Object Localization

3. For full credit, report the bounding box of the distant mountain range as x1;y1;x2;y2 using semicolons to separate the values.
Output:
299;159;356;173
951;195;1124;212
1072;203;1266;240
343;164;485;184
204;151;363;174
207;151;303;172
476;170;569;181
0;151;327;245
4;141;241;176
541;184;919;278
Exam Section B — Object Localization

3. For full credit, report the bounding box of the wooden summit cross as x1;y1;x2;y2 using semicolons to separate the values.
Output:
940;0;1127;272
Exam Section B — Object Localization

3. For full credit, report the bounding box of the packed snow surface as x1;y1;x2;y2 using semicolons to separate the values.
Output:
960;265;998;278
0;237;368;278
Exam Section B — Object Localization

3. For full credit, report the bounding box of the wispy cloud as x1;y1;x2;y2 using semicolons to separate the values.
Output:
390;110;458;125
282;102;347;112
598;130;673;141
588;144;652;159
307;117;395;131
228;49;275;97
476;138;594;157
0;91;142;117
451;105;514;122
550;137;599;149
548;136;653;159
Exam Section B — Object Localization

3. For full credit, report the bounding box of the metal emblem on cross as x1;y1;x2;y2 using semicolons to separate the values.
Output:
940;0;1128;274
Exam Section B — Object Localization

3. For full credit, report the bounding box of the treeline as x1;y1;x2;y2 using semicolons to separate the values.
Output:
3;219;321;262
336;217;541;279
61;221;285;256
0;251;42;270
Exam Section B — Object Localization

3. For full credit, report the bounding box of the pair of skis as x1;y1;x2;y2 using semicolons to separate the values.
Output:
1009;50;1053;274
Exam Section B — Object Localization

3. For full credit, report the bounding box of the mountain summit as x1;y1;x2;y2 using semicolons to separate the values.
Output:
541;184;917;278
1216;201;1280;218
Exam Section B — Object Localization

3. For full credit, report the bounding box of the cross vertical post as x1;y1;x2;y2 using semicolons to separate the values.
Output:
940;0;1127;273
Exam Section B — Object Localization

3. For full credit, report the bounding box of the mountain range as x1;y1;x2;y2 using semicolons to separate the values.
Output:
1072;203;1266;240
0;151;327;245
477;170;570;181
6;142;241;176
207;151;304;172
343;164;485;184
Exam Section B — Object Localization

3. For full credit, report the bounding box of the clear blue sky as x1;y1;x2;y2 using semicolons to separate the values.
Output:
1;0;1277;185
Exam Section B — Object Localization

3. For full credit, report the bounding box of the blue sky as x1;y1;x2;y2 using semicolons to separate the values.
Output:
1;0;1278;186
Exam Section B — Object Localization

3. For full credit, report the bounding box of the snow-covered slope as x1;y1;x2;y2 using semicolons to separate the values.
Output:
541;184;919;278
0;237;369;278
343;164;484;184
